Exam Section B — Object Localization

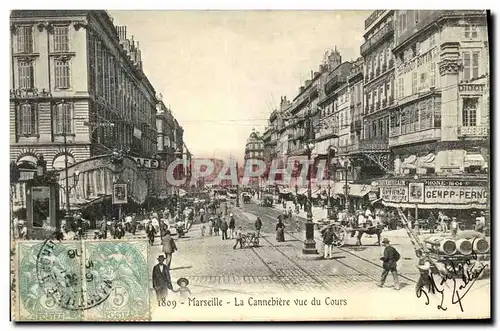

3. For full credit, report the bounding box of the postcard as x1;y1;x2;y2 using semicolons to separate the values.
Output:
9;9;491;321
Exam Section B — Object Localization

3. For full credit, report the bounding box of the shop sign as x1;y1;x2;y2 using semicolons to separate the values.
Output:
380;185;408;203
396;47;437;77
424;185;488;204
458;84;484;93
19;171;35;181
134;157;160;169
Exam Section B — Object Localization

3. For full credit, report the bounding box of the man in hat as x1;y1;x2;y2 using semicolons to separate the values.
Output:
229;213;236;239
220;215;228;240
161;230;177;270
379;238;401;290
152;255;173;302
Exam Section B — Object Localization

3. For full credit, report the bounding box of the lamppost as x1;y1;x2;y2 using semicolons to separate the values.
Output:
174;148;184;213
341;157;350;211
302;142;319;257
236;161;240;207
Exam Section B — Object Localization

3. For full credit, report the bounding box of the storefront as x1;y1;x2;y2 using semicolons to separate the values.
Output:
376;177;489;211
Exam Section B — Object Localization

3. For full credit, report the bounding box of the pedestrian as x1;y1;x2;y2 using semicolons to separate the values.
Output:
152;255;173;303
475;211;486;233
415;249;434;296
322;226;334;259
438;211;448;232
100;216;108;239
146;220;156;245
450;217;459;236
175;277;192;302
233;226;243;249
254;216;262;238
229;214;236;239
161;230;178;270
428;211;436;234
208;217;214;236
201;224;206;237
378;238;401;290
221;217;228;240
276;216;285;242
214;215;220;236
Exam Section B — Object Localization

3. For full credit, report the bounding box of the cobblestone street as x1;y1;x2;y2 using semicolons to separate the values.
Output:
141;199;490;320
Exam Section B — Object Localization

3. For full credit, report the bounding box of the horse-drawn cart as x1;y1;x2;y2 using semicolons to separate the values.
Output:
241;232;260;248
319;220;384;247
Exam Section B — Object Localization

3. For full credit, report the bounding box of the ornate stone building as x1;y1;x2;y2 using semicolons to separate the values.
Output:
391;10;489;176
9;10;161;212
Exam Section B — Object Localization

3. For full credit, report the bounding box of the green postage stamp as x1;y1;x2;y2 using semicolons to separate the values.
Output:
15;238;150;321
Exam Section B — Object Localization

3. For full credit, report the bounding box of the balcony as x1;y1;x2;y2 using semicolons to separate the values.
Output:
376;67;380;77
369;72;374;81
382;99;387;108
360;21;394;56
382;63;387;72
388;59;394;69
293;128;306;140
394;10;486;52
347;64;364;82
389;96;394;105
376;101;380;111
370;104;374;113
365;10;387;29
458;126;489;137
349;138;389;153
324;75;347;95
389;128;441;147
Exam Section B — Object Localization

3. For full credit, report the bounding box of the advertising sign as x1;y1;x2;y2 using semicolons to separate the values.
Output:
112;183;128;204
380;185;408;203
424;183;488;205
408;182;425;203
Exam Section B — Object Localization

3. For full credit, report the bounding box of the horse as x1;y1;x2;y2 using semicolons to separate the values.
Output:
351;224;384;246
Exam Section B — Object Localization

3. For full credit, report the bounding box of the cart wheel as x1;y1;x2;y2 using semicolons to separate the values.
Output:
331;225;348;247
254;238;259;247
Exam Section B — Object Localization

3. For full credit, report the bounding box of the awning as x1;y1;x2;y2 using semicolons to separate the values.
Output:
382;200;488;210
402;155;417;169
297;188;308;195
338;183;371;198
464;154;486;168
418;153;435;168
17;155;38;167
52;154;75;170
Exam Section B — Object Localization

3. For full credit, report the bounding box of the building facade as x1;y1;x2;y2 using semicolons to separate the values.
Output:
391;10;489;175
260;10;489;213
9;10;186;214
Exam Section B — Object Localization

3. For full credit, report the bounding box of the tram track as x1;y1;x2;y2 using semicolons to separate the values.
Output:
240;203;418;284
234;208;331;292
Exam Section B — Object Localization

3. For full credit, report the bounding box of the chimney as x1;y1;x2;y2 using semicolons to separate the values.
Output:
305;80;311;86
299;86;305;93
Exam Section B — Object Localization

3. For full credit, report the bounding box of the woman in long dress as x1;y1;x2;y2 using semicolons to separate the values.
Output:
276;217;285;242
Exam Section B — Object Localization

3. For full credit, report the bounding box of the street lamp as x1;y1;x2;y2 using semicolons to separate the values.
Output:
341;157;350;211
302;142;318;257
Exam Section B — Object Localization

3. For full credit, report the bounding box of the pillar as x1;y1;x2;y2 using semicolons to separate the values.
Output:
435;41;462;173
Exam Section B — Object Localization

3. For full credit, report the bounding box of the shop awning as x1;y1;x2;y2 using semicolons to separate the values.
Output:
402;155;417;169
382;201;488;210
339;184;371;197
464;154;486;168
17;155;38;167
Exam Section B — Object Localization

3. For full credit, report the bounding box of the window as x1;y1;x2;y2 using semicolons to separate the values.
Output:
419;72;427;91
17;103;37;136
429;34;436;47
55;60;70;88
430;63;436;87
18;60;34;89
400;12;407;32
53;26;69;52
53;103;73;135
463;51;480;81
398;77;404;98
464;25;478;39
17;26;33;53
462;98;478;127
412;72;418;94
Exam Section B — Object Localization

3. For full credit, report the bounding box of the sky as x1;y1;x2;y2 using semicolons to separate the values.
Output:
109;10;368;161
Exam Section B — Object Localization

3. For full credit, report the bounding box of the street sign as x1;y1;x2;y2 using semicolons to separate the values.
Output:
133;157;160;169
